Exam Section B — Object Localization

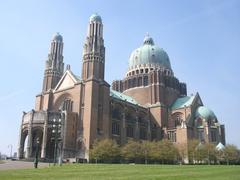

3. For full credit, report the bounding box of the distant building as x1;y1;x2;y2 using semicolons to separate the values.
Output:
18;14;225;162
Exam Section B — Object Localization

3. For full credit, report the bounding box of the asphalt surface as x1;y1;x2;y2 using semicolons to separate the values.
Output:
0;160;49;171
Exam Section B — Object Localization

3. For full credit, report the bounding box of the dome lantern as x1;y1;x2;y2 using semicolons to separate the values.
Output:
143;34;154;45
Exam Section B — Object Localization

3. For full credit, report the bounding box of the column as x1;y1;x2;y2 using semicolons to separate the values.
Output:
134;113;140;140
18;132;23;159
18;112;26;159
147;119;151;141
41;113;48;158
26;111;34;158
120;109;126;145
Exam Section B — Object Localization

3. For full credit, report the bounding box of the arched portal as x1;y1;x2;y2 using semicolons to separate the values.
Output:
31;128;43;158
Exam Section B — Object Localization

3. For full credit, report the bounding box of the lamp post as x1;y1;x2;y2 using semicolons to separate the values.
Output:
52;118;60;166
52;112;64;166
58;111;65;166
34;138;40;168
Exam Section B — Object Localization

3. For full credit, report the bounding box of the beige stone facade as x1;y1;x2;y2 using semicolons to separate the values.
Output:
18;14;225;163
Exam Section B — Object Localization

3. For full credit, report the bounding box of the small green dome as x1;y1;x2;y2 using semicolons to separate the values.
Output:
128;35;171;70
196;106;216;120
52;32;63;42
89;13;102;23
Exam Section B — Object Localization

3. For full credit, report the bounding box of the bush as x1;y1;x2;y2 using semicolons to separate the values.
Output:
90;139;120;163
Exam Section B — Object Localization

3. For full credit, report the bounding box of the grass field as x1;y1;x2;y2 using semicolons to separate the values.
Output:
0;164;239;180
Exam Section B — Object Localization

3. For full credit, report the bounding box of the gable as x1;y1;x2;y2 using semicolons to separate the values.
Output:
54;70;79;91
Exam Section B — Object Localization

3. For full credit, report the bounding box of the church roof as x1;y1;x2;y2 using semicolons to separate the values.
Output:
171;95;195;110
128;35;171;71
195;106;216;120
110;89;139;105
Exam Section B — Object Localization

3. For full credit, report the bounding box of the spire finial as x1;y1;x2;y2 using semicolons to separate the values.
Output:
143;33;154;45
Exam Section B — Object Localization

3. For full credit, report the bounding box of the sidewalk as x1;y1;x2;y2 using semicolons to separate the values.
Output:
0;160;49;171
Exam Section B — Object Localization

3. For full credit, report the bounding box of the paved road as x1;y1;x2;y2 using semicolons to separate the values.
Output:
0;160;49;171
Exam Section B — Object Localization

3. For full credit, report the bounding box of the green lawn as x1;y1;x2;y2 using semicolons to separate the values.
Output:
0;164;240;180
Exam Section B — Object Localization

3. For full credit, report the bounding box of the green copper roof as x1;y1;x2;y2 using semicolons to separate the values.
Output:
89;13;102;23
128;35;171;70
171;95;195;110
110;89;138;105
195;106;216;120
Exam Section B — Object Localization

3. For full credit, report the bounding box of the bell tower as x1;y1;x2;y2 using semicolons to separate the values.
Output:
81;14;110;160
42;33;64;92
82;13;105;80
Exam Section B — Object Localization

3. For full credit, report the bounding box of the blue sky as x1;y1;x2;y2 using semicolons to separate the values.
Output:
0;0;239;155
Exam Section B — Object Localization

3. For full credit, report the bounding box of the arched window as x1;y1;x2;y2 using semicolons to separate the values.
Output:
132;78;136;87
61;99;73;112
143;76;148;86
175;115;181;127
127;126;134;137
211;130;217;142
128;79;132;88
112;108;122;120
138;77;142;86
140;127;147;140
112;122;120;135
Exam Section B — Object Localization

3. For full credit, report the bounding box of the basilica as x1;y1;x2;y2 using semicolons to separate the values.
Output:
18;14;225;162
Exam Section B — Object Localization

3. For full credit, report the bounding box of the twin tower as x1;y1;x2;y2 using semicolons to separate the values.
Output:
19;14;110;160
43;13;105;91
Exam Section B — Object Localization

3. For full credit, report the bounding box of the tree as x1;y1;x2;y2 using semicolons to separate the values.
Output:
175;142;188;164
159;139;178;164
223;144;240;165
121;140;142;163
187;139;199;164
204;143;217;164
150;140;178;164
90;139;120;163
139;141;154;164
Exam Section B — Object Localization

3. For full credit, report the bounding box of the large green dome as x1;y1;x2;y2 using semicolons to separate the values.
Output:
196;106;216;120
128;35;171;70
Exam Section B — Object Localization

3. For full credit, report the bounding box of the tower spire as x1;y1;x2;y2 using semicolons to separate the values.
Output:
82;13;105;80
42;33;64;92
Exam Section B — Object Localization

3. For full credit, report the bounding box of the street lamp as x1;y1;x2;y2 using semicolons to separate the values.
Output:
51;114;64;166
34;138;40;168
